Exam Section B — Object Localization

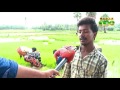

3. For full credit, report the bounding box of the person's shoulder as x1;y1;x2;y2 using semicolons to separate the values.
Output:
97;51;108;63
0;57;18;70
0;57;11;62
35;51;40;53
0;57;6;64
94;48;108;62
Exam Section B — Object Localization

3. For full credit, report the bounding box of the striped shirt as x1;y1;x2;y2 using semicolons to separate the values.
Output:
62;47;108;78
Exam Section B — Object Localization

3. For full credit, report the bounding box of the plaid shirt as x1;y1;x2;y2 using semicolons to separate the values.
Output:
62;47;108;78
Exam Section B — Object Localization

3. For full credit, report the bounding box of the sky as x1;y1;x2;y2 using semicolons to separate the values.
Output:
0;12;119;28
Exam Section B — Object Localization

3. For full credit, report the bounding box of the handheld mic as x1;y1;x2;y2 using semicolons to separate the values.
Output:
55;58;67;71
52;48;76;78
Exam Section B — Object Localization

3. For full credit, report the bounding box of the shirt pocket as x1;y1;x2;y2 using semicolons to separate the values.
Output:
85;62;97;76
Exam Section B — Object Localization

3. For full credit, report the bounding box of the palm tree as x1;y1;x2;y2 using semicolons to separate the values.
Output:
73;12;82;33
100;13;109;33
86;12;97;19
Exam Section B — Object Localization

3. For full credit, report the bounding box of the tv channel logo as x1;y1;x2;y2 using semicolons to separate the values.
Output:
99;17;115;26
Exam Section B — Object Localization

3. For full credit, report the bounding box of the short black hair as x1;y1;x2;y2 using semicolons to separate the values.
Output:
53;49;57;54
32;47;37;52
77;17;98;33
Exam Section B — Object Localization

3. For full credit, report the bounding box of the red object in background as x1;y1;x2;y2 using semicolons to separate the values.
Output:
17;47;27;57
54;48;75;63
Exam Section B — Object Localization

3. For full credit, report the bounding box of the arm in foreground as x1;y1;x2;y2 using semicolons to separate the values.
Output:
0;57;59;78
16;65;60;78
0;57;18;78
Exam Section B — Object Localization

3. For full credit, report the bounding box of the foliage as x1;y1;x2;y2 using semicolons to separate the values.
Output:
0;25;26;30
0;24;78;30
106;26;114;31
32;24;77;30
86;12;97;19
99;13;110;33
73;12;82;21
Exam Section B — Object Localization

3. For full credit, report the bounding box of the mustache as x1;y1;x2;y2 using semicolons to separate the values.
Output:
80;37;87;40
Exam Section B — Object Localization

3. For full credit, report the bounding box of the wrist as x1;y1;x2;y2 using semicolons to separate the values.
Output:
41;71;49;78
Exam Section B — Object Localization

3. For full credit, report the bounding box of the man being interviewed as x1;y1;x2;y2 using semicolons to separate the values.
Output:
62;17;108;78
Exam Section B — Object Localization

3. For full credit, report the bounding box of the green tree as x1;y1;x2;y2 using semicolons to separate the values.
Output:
100;13;109;33
73;12;82;22
86;12;97;19
73;12;82;31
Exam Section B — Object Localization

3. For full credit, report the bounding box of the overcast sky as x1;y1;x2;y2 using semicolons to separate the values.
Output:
0;12;119;27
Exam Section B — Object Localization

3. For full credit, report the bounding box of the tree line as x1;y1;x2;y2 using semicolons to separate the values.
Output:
0;23;119;31
0;25;26;30
0;24;77;30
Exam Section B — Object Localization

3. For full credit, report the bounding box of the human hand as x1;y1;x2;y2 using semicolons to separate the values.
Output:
43;69;60;78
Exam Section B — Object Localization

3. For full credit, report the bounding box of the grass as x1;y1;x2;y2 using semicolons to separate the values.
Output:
0;30;120;78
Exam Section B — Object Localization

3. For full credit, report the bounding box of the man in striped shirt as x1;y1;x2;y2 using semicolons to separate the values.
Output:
62;17;108;78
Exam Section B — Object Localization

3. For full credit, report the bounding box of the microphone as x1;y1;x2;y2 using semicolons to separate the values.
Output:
55;58;67;71
54;48;76;71
51;48;76;78
50;58;67;78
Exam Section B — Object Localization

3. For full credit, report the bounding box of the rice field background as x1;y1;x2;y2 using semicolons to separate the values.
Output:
0;29;120;78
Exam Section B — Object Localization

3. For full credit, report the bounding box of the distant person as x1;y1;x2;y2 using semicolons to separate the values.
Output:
17;46;41;67
0;57;59;78
53;49;62;65
31;47;41;62
17;46;32;59
31;47;46;67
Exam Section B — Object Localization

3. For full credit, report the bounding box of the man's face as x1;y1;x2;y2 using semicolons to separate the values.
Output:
77;25;97;46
